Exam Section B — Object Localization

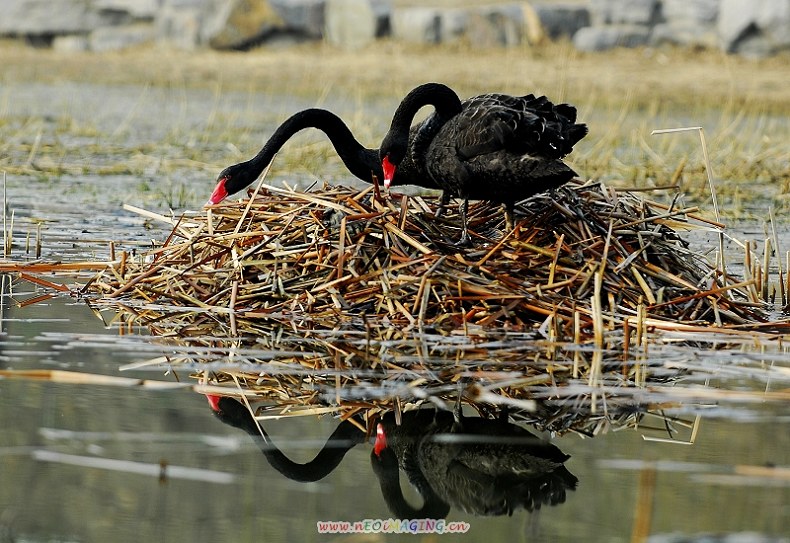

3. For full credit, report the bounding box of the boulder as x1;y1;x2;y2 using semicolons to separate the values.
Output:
530;3;590;40
0;0;104;36
89;23;156;51
324;0;389;49
391;7;441;44
94;0;160;20
588;0;660;26
573;24;651;51
52;35;91;52
439;9;469;44
200;0;285;49
650;22;718;48
270;0;326;38
653;0;718;48
465;4;524;47
718;0;790;56
661;0;719;25
156;1;207;50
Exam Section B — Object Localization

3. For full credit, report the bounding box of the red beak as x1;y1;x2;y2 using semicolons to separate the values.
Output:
381;156;396;190
206;394;222;412
206;177;229;206
373;423;388;458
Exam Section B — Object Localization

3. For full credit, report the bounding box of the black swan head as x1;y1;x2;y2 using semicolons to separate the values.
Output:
208;161;259;205
379;83;463;189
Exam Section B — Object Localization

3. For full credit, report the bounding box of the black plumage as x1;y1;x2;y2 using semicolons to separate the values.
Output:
380;83;588;245
371;409;578;517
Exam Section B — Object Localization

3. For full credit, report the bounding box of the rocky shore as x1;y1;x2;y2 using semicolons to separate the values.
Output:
1;0;788;57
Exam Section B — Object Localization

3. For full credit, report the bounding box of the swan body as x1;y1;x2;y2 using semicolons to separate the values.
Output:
380;83;588;244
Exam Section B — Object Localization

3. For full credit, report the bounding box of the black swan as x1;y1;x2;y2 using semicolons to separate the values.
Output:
207;395;364;482
372;408;577;516
370;434;452;520
207;108;441;205
380;83;588;245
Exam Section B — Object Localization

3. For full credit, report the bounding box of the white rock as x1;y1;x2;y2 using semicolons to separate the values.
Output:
52;34;91;52
325;0;386;50
392;7;441;44
661;0;719;25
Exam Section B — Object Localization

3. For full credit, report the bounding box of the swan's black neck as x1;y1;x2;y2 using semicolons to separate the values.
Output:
387;83;462;135
247;108;379;183
214;398;363;482
371;448;451;519
381;83;463;165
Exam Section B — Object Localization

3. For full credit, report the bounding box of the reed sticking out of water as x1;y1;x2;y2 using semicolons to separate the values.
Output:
2;171;9;258
652;126;728;292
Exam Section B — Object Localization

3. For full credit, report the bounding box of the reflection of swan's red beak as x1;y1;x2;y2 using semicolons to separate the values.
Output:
206;394;222;412
381;156;396;190
373;423;387;457
206;177;229;206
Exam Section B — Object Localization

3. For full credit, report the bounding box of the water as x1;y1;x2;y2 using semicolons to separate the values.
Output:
1;80;789;543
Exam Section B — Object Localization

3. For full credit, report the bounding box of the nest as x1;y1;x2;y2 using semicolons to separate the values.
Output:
88;180;767;331
79;179;780;436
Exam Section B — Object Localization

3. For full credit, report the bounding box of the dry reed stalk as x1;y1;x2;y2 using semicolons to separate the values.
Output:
79;179;780;341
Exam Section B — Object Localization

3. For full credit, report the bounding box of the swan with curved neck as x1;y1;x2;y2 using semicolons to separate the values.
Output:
379;83;588;245
379;83;463;190
207;108;439;205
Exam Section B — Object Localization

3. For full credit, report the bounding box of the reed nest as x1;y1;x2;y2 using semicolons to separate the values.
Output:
88;179;767;332
79;179;781;436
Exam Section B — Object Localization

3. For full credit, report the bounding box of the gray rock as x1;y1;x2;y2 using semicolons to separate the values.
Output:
465;4;524;47
589;0;660;26
89;23;156;51
718;0;790;55
52;34;91;52
324;0;382;49
650;22;718;48
439;9;469;44
0;0;104;36
200;0;286;50
391;7;441;44
661;0;719;25
94;0;160;20
572;24;651;51
270;0;326;38
531;3;590;40
156;4;204;49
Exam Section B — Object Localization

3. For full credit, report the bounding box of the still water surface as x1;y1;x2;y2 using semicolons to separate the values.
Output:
1;296;787;542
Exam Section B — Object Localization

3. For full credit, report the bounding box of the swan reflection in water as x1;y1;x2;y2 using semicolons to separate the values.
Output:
372;409;578;517
207;395;577;517
206;395;366;482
